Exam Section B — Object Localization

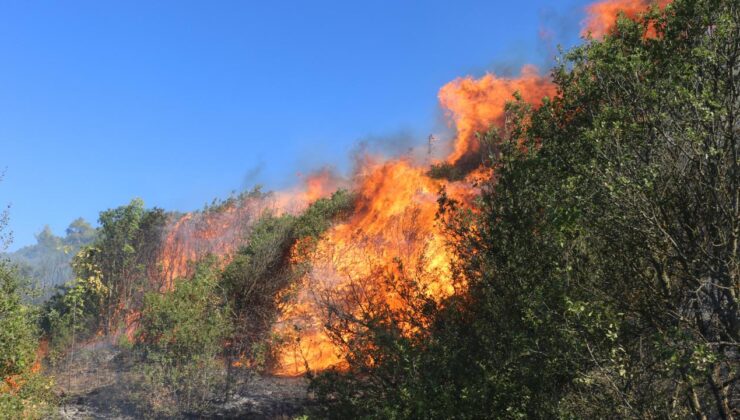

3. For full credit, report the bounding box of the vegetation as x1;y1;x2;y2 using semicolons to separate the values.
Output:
220;190;355;374
133;258;231;416
42;198;168;357
0;260;56;418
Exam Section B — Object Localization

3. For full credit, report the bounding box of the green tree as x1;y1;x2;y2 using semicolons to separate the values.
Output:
68;199;166;336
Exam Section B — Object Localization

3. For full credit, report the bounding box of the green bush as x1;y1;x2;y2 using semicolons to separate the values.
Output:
133;259;231;416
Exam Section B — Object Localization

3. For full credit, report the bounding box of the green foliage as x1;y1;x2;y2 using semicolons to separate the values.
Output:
133;259;231;416
0;370;56;419
0;262;38;380
293;189;355;240
202;185;269;214
44;199;168;346
309;1;739;418
427;162;467;181
42;255;109;365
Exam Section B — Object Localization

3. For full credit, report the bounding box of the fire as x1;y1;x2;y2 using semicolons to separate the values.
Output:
273;168;347;214
158;169;345;291
582;0;672;38
31;339;48;374
438;65;556;165
274;158;462;375
159;197;267;290
273;66;557;374
1;339;48;394
152;66;553;375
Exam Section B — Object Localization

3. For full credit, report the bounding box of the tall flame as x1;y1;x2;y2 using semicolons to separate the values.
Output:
153;64;556;376
438;65;556;165
274;158;462;375
582;0;672;38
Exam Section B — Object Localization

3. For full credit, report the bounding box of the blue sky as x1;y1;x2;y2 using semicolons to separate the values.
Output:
1;0;591;250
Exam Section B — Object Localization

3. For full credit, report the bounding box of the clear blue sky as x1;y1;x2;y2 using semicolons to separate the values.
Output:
1;0;590;250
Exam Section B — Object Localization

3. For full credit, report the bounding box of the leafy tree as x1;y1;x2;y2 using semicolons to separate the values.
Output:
64;218;97;247
41;199;167;367
0;260;55;418
94;198;166;333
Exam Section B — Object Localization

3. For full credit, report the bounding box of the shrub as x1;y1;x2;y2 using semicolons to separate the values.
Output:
132;259;231;416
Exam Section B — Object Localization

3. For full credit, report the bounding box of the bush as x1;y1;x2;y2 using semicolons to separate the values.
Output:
132;259;231;416
220;190;356;374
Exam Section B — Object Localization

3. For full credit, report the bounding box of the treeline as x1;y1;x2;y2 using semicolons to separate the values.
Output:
309;0;739;418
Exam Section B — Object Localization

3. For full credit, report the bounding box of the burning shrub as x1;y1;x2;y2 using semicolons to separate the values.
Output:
219;190;355;378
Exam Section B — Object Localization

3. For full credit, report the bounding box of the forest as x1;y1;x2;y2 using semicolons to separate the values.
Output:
1;0;738;418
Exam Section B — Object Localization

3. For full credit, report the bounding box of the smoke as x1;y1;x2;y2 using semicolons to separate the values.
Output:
353;130;417;158
241;161;265;191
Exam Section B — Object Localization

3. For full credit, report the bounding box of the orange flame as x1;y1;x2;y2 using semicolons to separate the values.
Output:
438;65;556;165
273;168;347;214
274;157;477;375
153;67;555;376
158;169;345;291
60;0;682;381
1;339;48;394
31;338;48;374
582;0;672;38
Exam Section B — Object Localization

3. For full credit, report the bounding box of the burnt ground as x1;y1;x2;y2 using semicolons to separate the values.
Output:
50;343;312;419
